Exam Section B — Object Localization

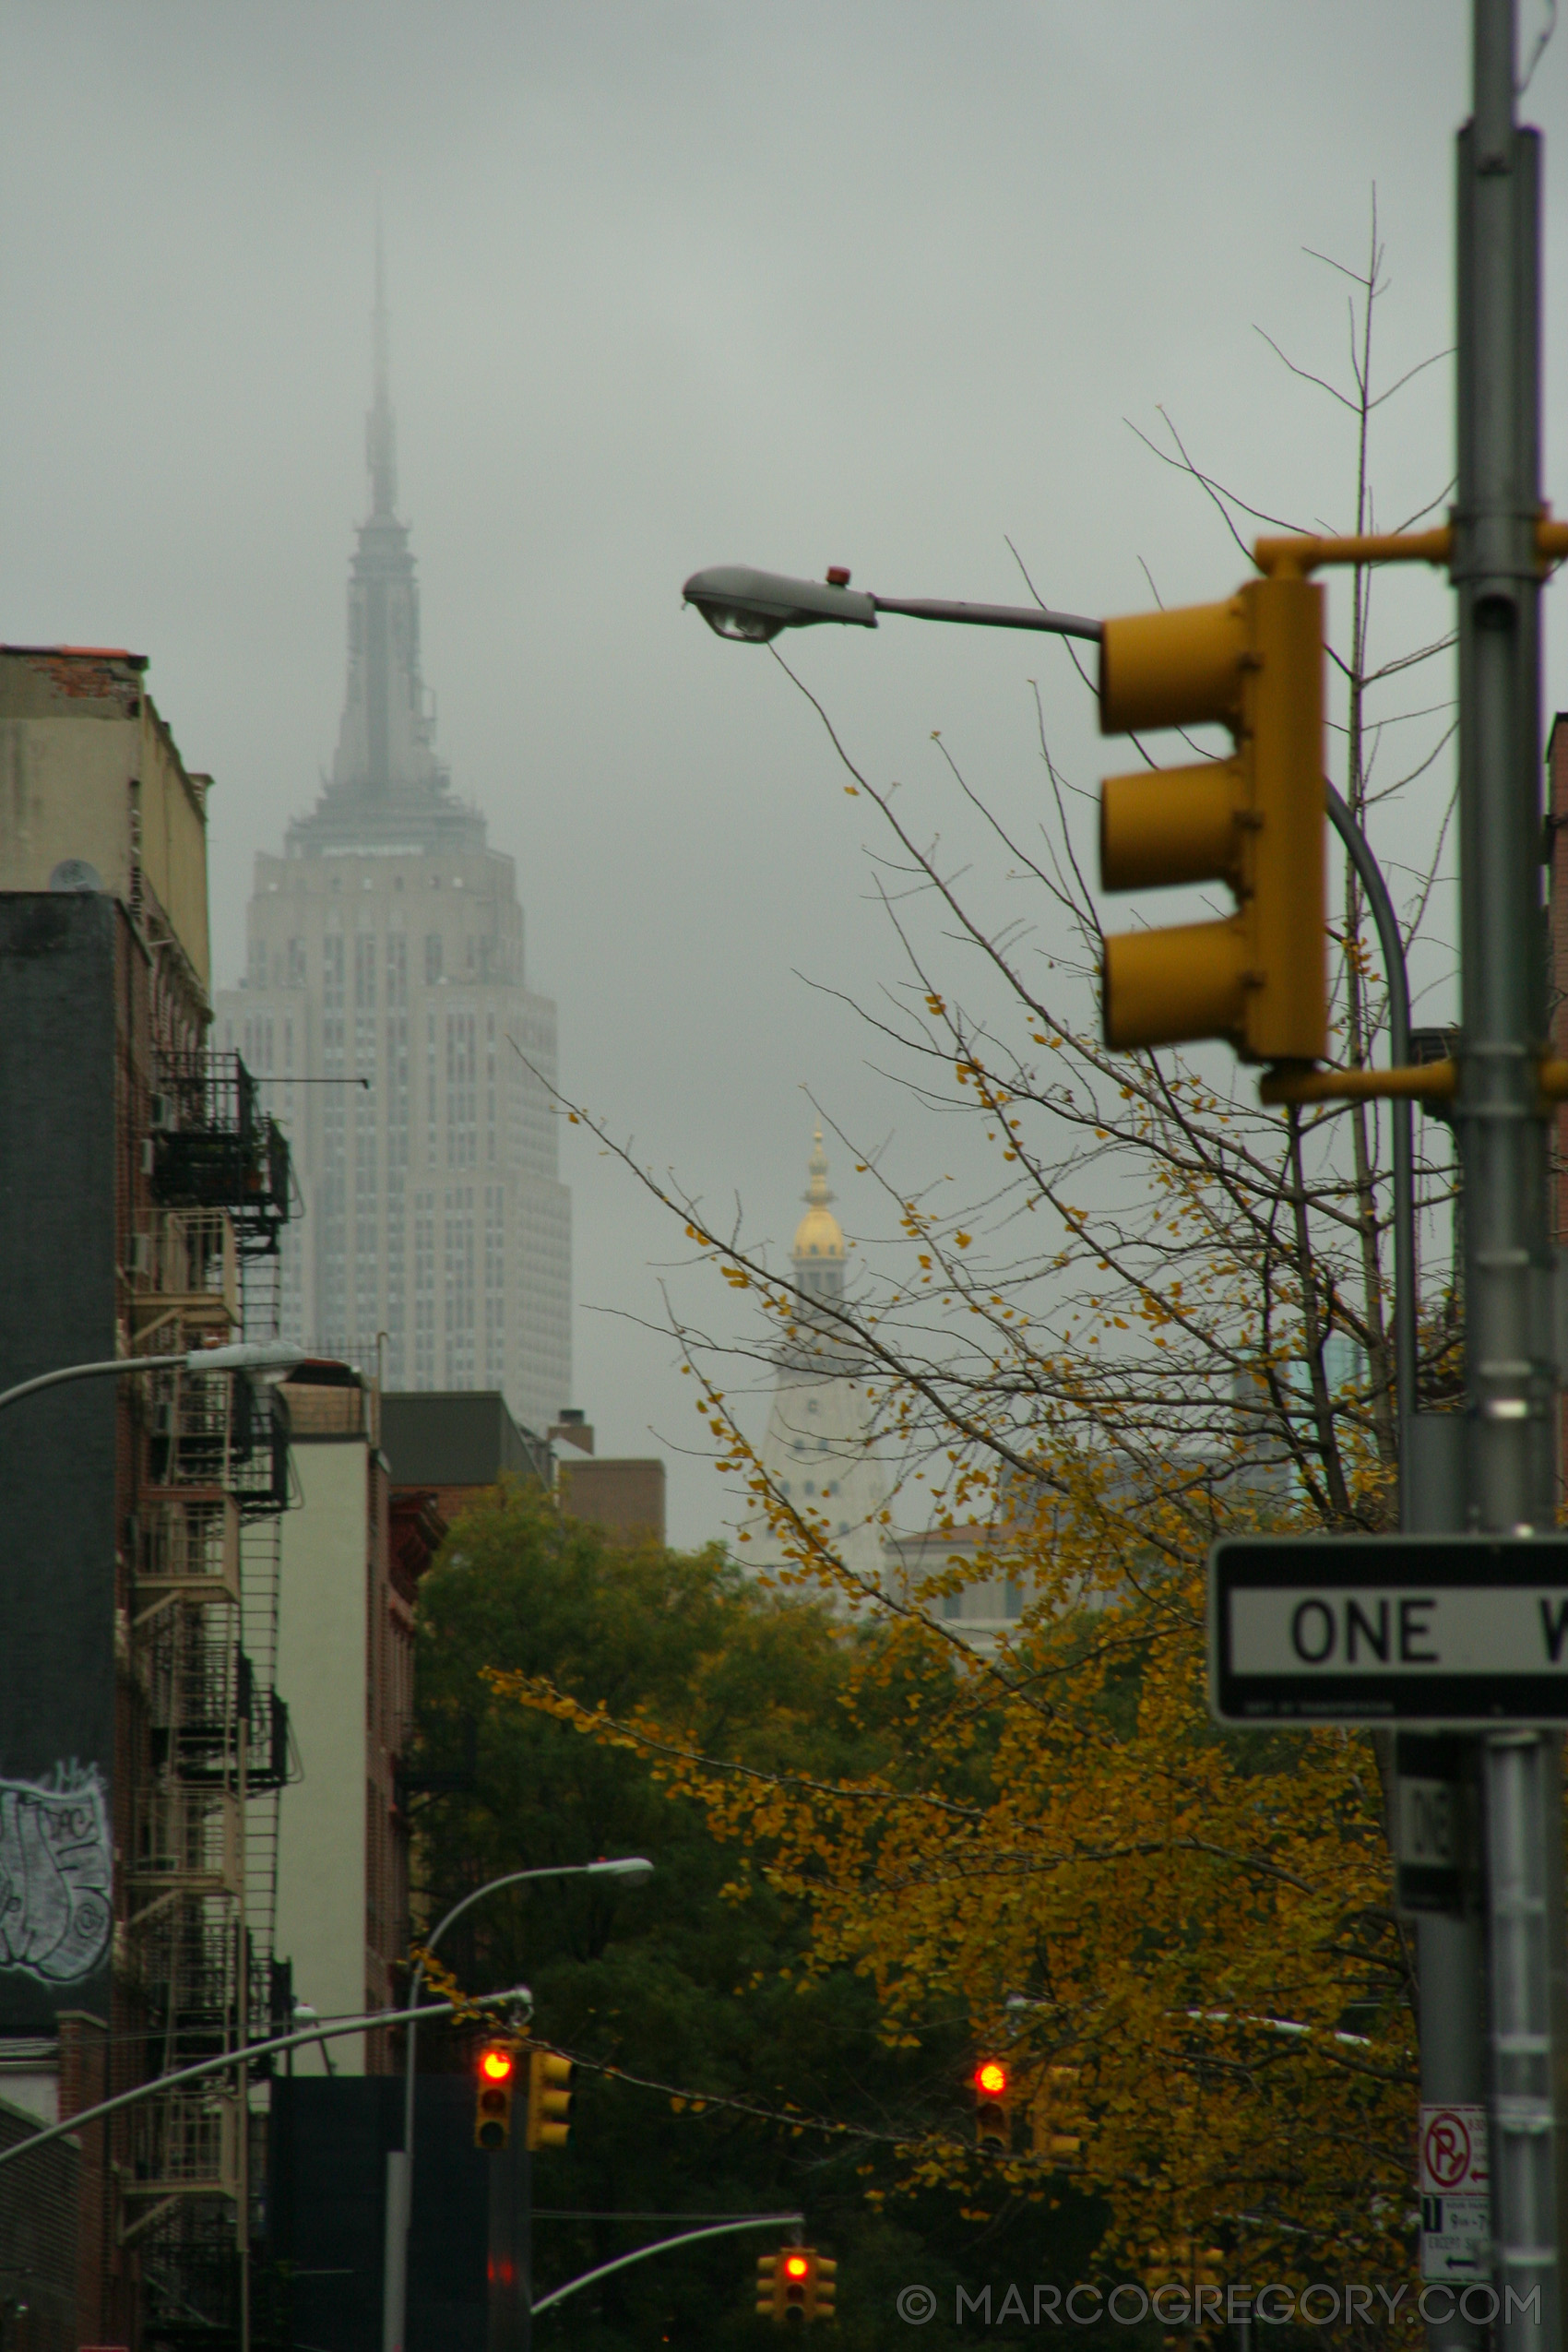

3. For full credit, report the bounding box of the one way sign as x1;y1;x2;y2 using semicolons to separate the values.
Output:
1209;1536;1568;1725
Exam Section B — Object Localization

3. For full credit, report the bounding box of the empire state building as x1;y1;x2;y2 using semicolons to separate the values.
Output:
217;261;571;1436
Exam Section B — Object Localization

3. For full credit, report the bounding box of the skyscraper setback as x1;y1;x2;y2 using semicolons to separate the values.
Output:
217;261;571;1435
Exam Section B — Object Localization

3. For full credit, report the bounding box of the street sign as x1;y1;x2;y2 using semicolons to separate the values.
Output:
1419;2103;1490;2281
1208;1537;1568;1725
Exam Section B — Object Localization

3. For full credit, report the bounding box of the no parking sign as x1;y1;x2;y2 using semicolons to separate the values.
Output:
1419;2104;1491;2281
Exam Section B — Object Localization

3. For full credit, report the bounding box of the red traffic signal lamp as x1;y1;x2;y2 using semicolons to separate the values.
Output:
972;2058;1011;2154
1098;575;1327;1065
783;2251;812;2316
474;2040;517;2151
526;2047;575;2152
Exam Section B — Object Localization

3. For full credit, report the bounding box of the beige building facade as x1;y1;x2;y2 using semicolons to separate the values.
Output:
273;1363;431;2074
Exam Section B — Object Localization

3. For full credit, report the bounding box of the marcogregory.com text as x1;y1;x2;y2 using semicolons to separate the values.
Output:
893;2282;1539;2329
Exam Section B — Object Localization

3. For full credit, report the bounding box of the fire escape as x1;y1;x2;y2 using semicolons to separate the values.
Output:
122;1053;294;2344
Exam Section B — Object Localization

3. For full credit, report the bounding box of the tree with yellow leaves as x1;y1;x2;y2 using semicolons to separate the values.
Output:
506;216;1454;2309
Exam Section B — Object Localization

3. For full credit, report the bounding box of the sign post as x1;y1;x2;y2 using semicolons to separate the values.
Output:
1450;6;1564;2344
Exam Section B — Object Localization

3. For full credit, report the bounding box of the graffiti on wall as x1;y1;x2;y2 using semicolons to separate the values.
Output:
0;1763;113;1983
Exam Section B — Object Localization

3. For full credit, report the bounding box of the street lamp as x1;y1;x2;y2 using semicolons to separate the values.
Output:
682;564;1101;644
382;1855;654;2352
0;1337;306;1414
683;558;1418;1491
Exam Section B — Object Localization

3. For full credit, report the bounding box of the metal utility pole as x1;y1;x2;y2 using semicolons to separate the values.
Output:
1456;4;1568;2346
487;2139;530;2352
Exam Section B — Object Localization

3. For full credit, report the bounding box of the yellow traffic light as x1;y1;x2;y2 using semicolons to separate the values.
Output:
1030;2063;1083;2165
526;2047;574;2153
782;2250;813;2319
756;2249;834;2326
473;2040;517;2151
1098;575;1326;1064
1146;2239;1225;2291
972;2058;1011;2154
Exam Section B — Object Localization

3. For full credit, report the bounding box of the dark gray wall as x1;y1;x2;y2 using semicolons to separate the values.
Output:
0;2092;81;2352
379;1389;547;1488
0;895;120;2032
268;2076;487;2352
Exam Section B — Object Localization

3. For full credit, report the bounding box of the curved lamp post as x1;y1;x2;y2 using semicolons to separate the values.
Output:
683;558;1420;1502
0;1337;305;1414
383;1855;654;2352
683;563;1100;644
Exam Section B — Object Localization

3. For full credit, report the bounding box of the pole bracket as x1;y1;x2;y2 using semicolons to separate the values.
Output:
1259;1058;1568;1108
1251;516;1568;578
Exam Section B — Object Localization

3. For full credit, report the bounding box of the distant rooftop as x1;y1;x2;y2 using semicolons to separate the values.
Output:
379;1389;548;1491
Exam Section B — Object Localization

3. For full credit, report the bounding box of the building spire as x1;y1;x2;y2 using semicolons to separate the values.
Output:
804;1125;835;1208
367;212;398;519
286;235;488;856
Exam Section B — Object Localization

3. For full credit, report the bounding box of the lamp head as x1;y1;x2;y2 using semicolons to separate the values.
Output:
186;1339;309;1378
587;1855;656;1884
682;565;877;643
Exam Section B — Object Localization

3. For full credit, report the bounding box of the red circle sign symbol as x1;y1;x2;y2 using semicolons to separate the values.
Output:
1423;2110;1472;2192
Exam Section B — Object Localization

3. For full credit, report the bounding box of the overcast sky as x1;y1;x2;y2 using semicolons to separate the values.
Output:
2;3;1562;1543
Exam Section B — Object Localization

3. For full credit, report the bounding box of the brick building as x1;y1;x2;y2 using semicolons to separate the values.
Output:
0;647;293;2346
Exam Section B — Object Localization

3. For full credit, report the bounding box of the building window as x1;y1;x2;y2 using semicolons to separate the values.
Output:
414;1193;436;1387
444;1187;475;1386
446;1013;477;1169
484;1185;505;1387
425;932;443;985
426;1012;437;1166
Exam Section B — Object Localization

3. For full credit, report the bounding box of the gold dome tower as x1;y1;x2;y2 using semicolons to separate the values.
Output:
791;1128;846;1298
738;1123;887;1598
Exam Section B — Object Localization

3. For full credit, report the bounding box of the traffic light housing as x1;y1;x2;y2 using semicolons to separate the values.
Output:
1030;2063;1083;2165
473;2040;517;2151
972;2058;1011;2154
1098;574;1327;1064
756;2248;832;2324
781;2250;812;2320
1147;2239;1224;2292
526;2047;574;2152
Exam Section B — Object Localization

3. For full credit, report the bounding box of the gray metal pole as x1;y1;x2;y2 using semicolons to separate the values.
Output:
1455;7;1566;2349
486;2141;530;2352
1331;779;1490;2348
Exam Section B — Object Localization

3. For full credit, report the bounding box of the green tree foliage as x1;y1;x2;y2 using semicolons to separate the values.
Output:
409;1482;1114;2352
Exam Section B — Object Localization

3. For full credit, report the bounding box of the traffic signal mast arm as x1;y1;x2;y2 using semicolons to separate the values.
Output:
1253;516;1568;580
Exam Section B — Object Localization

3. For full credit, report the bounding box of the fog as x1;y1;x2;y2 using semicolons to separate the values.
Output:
1;2;1562;1541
